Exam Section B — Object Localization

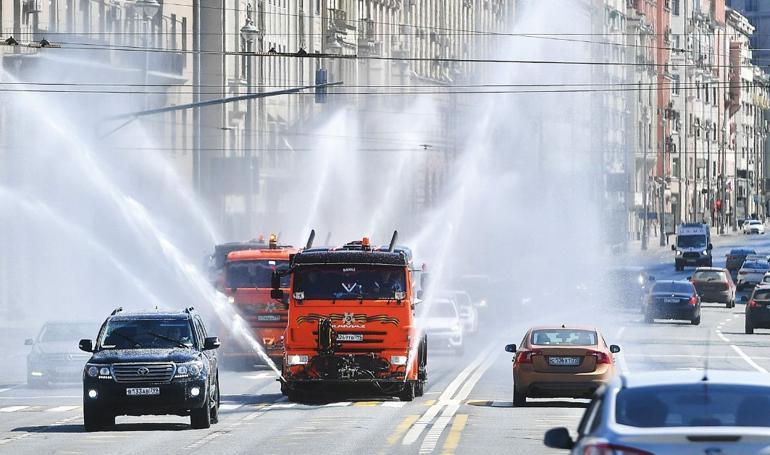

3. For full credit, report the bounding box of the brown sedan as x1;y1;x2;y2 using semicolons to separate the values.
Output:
504;326;620;407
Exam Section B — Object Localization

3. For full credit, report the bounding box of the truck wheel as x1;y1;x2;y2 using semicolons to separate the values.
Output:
513;389;527;407
190;395;212;429
287;390;305;403
399;382;415;402
415;381;425;397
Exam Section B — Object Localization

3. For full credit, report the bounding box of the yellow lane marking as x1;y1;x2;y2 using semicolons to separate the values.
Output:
353;401;380;407
387;415;420;446
441;414;469;455
423;399;436;406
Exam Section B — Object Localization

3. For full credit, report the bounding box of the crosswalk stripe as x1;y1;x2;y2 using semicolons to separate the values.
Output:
46;405;80;413
0;406;29;412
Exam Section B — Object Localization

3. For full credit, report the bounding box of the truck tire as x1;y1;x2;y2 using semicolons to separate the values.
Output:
190;395;212;429
415;381;425;398
399;382;415;402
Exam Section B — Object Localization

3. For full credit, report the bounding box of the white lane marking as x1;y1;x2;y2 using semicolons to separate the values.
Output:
186;431;227;450
0;406;29;412
218;404;242;411
402;342;497;446
716;330;730;343
0;389;9;394
731;344;769;373
418;347;499;454
242;372;274;380
381;402;407;408
45;405;79;412
264;403;296;411
323;402;352;407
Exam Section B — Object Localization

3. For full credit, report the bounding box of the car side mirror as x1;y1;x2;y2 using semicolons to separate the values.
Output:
687;276;692;281
78;339;93;353
708;243;713;251
203;336;221;350
271;289;284;300
24;338;34;346
504;343;517;353
544;427;575;450
671;245;677;251
741;295;749;303
610;344;621;354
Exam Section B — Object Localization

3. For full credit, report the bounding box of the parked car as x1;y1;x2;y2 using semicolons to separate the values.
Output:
737;260;770;290
642;280;701;325
545;370;770;454
743;219;766;235
690;267;735;308
745;286;770;334
504;326;619;407
25;321;98;387
79;307;221;431
726;248;757;271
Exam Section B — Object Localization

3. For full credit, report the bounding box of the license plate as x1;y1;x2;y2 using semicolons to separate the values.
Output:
548;356;581;366
126;387;160;396
256;315;281;322
337;334;363;342
664;298;679;303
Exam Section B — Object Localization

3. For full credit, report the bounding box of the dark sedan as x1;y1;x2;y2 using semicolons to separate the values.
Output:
643;280;701;325
726;248;756;272
745;286;770;334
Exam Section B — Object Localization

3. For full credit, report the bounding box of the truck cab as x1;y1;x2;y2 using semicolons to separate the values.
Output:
275;233;427;402
221;236;296;366
672;223;713;271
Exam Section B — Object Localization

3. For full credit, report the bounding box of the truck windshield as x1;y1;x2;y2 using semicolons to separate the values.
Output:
294;265;406;300
226;260;289;288
677;235;707;249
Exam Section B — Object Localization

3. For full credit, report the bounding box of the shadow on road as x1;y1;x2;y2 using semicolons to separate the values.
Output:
13;422;192;434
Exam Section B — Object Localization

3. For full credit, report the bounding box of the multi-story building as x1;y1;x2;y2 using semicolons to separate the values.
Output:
728;0;770;67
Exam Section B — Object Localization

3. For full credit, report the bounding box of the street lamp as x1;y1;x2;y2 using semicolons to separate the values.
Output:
240;1;259;233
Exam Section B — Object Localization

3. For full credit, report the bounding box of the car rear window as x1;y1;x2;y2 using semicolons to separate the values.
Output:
754;289;770;300
651;282;693;293
742;261;770;270
730;249;756;255
616;384;770;428
692;271;726;282
531;329;597;346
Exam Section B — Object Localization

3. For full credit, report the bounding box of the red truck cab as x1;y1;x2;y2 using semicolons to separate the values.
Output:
221;239;296;367
275;234;427;402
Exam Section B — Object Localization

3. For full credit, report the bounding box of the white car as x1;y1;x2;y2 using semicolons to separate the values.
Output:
737;260;770;290
442;290;478;334
418;297;464;355
762;272;770;286
545;370;770;454
743;219;766;235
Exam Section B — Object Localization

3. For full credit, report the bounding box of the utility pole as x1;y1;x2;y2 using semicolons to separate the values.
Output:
642;109;649;250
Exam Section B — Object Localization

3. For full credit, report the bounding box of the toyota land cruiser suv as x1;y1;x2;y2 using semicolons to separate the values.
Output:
79;307;221;431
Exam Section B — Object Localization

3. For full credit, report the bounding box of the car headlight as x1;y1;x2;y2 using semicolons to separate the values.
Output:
86;364;111;379
228;296;235;304
286;355;309;366
676;250;682;256
637;275;644;285
87;366;98;377
175;361;204;378
703;250;708;255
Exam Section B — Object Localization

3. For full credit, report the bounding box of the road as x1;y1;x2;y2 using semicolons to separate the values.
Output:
2;233;770;454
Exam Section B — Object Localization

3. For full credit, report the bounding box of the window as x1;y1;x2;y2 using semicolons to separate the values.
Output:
530;330;598;346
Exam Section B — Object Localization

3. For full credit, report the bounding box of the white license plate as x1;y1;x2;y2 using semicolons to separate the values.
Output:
256;315;281;322
126;387;160;396
337;334;363;342
664;298;680;303
548;356;581;366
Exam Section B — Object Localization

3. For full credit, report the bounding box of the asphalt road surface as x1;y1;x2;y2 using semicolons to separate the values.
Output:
3;233;770;454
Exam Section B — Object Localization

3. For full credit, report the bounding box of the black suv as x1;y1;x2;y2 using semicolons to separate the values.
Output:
79;307;221;431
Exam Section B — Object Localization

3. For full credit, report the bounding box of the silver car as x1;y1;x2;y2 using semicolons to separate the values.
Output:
545;370;770;454
737;260;770;290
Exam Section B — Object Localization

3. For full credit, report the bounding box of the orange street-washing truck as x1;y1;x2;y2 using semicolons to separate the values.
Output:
272;231;427;402
222;235;297;367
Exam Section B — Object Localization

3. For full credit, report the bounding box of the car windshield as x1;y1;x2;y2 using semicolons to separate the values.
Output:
226;259;289;288
99;319;195;349
742;261;770;270
730;249;755;255
651;282;693;294
39;323;97;343
531;329;597;346
443;292;472;307
750;221;762;225
677;235;707;248
426;301;458;318
616;384;770;428
692;271;726;282
294;265;406;300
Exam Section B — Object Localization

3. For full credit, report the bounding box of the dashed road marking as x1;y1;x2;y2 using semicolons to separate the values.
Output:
716;330;730;343
731;344;769;373
0;406;29;412
45;405;80;413
218;404;243;412
323;401;352;407
441;414;468;455
381;402;407;408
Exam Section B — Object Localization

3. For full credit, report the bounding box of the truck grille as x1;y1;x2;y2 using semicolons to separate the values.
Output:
112;363;175;383
683;252;700;259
